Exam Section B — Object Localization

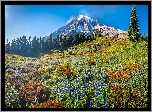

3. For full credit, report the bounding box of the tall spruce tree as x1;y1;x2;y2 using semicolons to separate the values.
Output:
128;5;141;42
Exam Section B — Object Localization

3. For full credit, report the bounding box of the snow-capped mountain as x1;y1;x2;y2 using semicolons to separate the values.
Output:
50;15;127;39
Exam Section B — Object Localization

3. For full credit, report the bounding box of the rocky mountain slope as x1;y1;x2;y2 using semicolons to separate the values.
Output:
49;15;127;39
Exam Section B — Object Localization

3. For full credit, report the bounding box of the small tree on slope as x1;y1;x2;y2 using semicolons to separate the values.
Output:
128;5;141;42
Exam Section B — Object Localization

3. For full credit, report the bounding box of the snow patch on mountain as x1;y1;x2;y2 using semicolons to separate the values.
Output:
50;15;127;39
77;15;84;21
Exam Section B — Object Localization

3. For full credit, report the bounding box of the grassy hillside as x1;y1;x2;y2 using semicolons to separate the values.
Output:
5;36;148;108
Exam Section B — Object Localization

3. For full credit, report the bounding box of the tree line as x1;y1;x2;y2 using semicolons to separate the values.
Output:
5;33;97;57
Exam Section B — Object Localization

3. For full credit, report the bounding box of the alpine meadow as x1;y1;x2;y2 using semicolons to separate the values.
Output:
5;5;148;108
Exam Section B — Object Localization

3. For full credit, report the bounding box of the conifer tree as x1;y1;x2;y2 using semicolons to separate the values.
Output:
5;40;11;54
68;35;73;45
63;35;67;47
95;29;101;37
48;34;53;49
41;37;45;53
128;5;141;42
75;34;80;44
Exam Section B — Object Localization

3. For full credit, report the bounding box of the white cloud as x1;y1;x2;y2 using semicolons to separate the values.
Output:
66;16;75;24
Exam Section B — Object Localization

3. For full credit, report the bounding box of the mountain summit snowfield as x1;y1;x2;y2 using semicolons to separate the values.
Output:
50;15;127;39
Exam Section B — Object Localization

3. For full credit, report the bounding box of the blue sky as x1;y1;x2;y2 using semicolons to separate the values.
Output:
5;5;148;43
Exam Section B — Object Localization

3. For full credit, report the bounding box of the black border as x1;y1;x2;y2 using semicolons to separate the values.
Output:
1;1;151;111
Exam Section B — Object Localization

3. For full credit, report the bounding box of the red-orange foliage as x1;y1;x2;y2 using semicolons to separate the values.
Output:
88;60;96;65
65;69;74;79
31;99;65;108
125;62;142;71
87;53;94;57
19;81;49;104
106;70;130;83
143;47;148;51
105;52;112;55
109;84;145;108
96;47;108;54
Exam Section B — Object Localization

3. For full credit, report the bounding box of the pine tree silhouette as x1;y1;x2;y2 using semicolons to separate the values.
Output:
128;5;141;42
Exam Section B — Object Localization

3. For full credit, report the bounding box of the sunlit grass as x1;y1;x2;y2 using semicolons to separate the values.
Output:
5;36;148;108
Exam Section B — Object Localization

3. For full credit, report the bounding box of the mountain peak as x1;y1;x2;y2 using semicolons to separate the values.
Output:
76;15;92;21
77;15;84;20
51;15;127;39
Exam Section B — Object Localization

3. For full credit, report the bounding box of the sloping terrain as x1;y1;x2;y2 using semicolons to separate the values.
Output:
5;36;148;108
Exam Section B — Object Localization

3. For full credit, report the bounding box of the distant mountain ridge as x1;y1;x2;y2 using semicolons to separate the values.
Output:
45;15;127;39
